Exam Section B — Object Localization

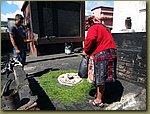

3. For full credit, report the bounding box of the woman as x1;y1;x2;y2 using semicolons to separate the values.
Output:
83;16;117;107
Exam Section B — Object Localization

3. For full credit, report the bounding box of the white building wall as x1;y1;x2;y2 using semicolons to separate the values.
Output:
91;8;101;19
112;1;146;33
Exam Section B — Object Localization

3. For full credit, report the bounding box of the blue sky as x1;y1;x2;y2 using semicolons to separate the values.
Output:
85;1;114;15
1;1;114;21
1;1;24;21
1;2;18;14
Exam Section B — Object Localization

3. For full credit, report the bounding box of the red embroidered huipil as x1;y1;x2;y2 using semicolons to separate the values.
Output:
84;24;116;56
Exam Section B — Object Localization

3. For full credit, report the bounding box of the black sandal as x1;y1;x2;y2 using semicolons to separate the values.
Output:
89;99;104;108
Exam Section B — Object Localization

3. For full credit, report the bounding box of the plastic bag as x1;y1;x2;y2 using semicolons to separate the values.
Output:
78;55;89;78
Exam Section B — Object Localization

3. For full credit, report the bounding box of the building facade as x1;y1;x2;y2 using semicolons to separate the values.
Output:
91;6;114;30
21;1;85;56
112;1;146;33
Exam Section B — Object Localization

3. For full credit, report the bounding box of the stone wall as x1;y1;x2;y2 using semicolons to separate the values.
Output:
112;32;146;87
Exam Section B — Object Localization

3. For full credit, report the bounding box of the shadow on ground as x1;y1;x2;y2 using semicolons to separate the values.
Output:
28;77;56;110
27;68;59;110
89;80;124;104
27;68;60;110
27;68;60;78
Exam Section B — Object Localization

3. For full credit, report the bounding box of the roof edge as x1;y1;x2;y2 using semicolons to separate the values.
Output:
91;6;113;11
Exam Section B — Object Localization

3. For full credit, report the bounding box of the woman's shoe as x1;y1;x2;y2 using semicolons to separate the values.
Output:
89;99;104;108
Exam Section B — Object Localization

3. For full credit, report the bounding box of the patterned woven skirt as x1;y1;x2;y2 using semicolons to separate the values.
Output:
94;48;117;86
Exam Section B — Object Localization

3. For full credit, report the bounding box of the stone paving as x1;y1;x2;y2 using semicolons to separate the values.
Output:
23;53;146;110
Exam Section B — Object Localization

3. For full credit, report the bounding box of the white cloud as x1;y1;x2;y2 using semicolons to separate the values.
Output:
1;10;23;21
1;1;24;21
6;1;24;9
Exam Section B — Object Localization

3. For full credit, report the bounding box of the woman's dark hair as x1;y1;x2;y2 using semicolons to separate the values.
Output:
85;16;94;31
85;16;111;32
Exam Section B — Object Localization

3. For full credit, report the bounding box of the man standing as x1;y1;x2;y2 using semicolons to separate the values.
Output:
8;14;26;66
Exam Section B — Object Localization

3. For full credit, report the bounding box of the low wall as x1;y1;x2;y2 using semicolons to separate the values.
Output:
112;32;146;87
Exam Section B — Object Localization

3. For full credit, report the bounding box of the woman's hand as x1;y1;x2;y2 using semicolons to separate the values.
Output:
82;51;87;56
82;51;89;57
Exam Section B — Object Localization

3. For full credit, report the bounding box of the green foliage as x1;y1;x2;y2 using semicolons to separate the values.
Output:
37;70;94;105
